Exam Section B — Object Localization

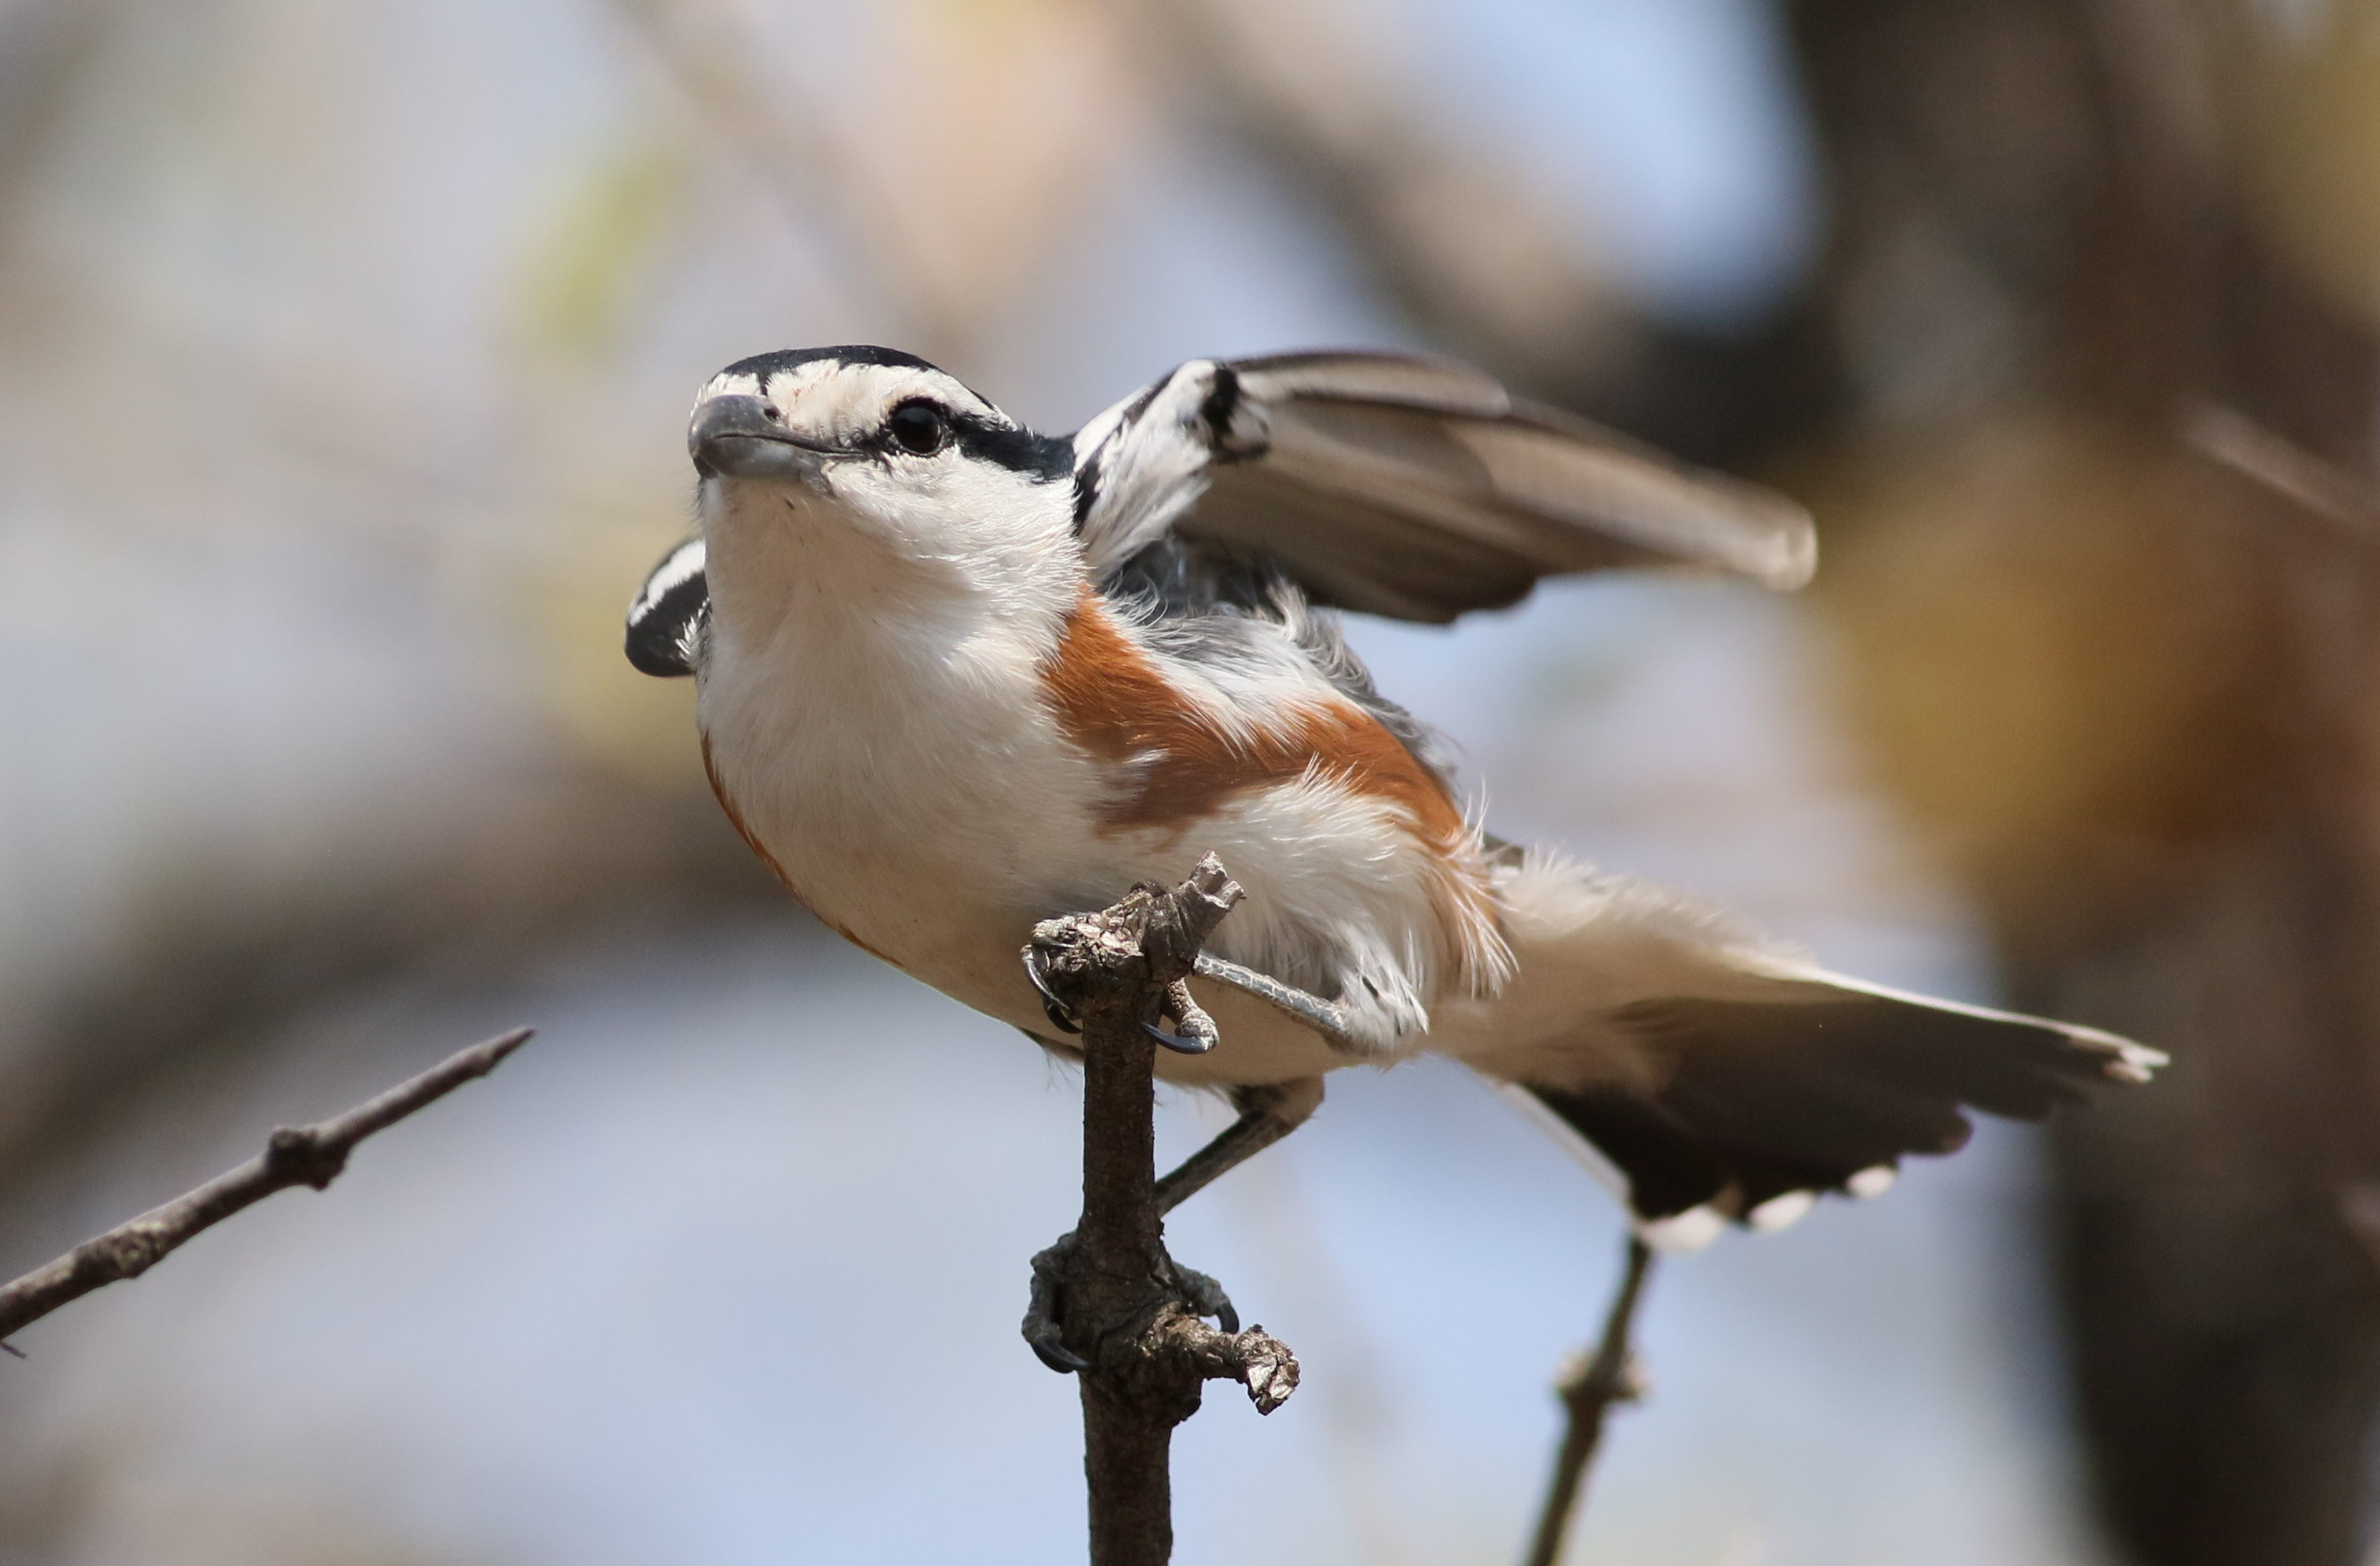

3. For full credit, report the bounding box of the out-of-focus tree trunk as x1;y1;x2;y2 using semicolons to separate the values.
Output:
1781;3;2380;1560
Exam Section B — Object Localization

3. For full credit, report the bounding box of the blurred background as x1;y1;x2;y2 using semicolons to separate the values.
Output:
2;0;2377;1562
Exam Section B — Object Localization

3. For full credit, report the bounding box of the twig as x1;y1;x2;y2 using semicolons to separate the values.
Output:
0;1027;535;1349
1521;1237;1657;1566
1022;855;1300;1565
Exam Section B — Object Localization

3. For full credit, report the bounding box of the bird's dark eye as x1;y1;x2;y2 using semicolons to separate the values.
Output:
887;400;949;455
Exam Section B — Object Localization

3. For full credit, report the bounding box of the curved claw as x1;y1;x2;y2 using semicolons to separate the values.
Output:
1146;979;1219;1053
1022;952;1082;1035
1028;1331;1090;1374
1175;1264;1240;1335
1145;1021;1215;1054
1024;1233;1087;1373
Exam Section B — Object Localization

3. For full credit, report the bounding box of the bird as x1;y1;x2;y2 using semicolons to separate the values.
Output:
626;343;2162;1251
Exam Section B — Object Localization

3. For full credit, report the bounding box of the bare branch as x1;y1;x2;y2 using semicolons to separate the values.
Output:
1021;855;1301;1564
1521;1236;1656;1566
0;1027;535;1348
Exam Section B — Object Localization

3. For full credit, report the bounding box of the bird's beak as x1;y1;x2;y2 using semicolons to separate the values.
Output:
689;394;834;481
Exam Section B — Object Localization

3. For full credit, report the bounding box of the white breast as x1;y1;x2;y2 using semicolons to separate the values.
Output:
697;571;1086;1000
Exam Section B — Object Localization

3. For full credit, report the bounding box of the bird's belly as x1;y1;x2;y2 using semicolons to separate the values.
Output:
747;802;1363;1083
718;755;1075;989
707;719;1453;1078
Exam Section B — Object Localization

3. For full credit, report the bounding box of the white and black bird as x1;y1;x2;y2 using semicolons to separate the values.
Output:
627;344;2160;1251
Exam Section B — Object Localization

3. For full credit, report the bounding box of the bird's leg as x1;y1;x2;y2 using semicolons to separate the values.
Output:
1155;1078;1324;1216
1192;955;1362;1053
1080;1077;1325;1349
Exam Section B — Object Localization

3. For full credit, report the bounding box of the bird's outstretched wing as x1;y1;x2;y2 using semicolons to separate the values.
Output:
1071;351;1816;624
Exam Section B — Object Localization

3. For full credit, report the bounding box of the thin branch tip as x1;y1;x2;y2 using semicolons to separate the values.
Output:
1185;853;1244;911
1222;1325;1299;1415
0;1025;542;1346
1521;1236;1659;1566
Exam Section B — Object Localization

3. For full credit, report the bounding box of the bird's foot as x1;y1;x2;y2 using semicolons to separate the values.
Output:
1021;1228;1240;1375
1142;977;1218;1055
1022;941;1084;1036
1023;930;1217;1054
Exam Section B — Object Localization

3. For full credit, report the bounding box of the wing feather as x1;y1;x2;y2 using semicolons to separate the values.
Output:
625;536;709;678
1229;349;1512;415
1075;350;1817;624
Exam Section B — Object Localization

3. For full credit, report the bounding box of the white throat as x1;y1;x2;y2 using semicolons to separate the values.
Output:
691;470;1089;897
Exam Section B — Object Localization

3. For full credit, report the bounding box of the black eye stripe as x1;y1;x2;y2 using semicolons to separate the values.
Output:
866;401;1072;481
944;411;1074;481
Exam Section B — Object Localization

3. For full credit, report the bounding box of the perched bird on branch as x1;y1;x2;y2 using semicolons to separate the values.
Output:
627;345;2161;1246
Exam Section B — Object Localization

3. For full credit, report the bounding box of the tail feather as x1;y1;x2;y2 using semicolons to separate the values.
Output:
1515;982;2159;1238
1456;850;2163;1242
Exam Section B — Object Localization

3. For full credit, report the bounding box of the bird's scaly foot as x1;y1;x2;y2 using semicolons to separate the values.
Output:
1024;925;1218;1054
1022;1228;1239;1374
1022;942;1084;1036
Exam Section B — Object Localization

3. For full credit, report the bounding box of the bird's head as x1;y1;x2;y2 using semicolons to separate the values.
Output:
688;346;1079;621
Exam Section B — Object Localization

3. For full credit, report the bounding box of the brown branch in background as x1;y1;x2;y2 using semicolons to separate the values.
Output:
1022;856;1298;1565
0;1027;535;1350
1521;1236;1657;1566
